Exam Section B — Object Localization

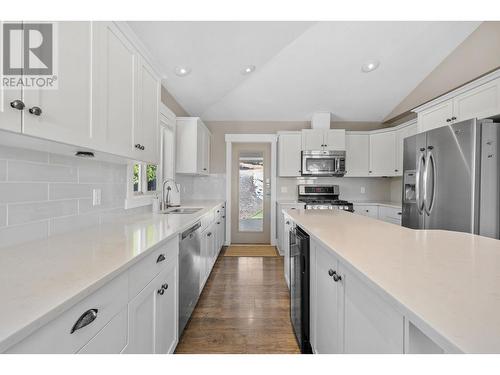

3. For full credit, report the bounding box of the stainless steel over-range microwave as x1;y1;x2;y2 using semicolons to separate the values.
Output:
301;150;346;177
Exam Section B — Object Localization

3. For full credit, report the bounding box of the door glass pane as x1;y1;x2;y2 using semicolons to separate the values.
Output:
239;151;264;232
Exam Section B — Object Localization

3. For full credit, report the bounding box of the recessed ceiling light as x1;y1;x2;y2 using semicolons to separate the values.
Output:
361;60;380;73
174;66;191;77
241;65;256;75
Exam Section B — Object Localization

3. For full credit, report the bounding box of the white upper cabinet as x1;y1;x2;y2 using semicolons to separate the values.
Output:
0;22;22;133
345;133;369;177
394;121;417;175
453;77;500;122
369;131;397;176
176;117;211;175
324;129;346;150
134;56;160;164
23;22;93;147
278;132;302;177
417;99;454;133
415;73;500;133
301;129;346;151
92;21;137;158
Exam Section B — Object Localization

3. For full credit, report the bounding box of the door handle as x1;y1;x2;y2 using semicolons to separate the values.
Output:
423;151;436;215
415;151;426;215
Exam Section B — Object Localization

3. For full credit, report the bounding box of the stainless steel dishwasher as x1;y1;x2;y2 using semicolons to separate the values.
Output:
178;221;202;336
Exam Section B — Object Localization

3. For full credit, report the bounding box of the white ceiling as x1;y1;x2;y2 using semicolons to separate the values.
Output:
129;21;481;122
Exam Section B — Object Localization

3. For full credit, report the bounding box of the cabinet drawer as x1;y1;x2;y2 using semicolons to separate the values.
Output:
353;205;378;218
128;236;179;299
78;308;128;354
201;210;215;231
6;272;128;353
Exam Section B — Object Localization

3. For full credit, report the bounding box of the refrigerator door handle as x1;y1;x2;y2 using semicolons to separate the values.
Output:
416;151;426;215
424;151;436;215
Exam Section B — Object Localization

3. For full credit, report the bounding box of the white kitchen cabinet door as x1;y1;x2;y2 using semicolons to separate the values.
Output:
215;217;225;255
394;123;417;176
155;264;178;354
201;125;211;174
0;22;22;133
324;129;346;150
339;264;404;353
417;99;453;133
176;117;211;175
283;215;293;289
369;131;397;176
453;77;500;122
345;133;369;177
23;22;93;146
278;132;302;177
134;56;160;164
302;130;325;150
92;21;136;158
313;242;342;354
124;266;177;354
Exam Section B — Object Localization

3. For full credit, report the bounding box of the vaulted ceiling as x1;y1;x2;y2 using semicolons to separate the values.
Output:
129;21;481;122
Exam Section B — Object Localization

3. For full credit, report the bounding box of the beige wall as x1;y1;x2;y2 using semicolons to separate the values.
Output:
206;121;385;173
385;21;500;122
161;85;190;117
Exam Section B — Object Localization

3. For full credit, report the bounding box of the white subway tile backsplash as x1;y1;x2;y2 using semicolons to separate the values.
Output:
8;200;78;226
8;161;77;183
0;160;6;181
49;183;93;200
0;221;49;248
0;183;48;203
0;205;6;227
50;213;100;236
0;146;49;163
0;146;129;249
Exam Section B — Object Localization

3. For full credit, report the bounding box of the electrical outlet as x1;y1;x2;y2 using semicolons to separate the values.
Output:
92;188;101;206
360;187;366;194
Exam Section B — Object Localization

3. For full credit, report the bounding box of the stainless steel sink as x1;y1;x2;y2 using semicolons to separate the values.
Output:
162;207;203;215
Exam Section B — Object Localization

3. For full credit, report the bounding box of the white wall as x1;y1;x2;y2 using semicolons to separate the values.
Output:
0;145;143;249
176;173;226;201
390;177;403;202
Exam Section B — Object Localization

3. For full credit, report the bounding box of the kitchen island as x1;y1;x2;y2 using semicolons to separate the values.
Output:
285;208;500;354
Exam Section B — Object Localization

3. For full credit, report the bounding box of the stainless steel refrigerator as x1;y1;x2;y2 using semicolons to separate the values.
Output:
402;118;500;239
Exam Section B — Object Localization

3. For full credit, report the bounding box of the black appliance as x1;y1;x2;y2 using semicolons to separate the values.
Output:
289;225;312;354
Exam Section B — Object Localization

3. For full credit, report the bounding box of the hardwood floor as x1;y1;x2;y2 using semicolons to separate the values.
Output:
224;245;279;257
175;250;300;354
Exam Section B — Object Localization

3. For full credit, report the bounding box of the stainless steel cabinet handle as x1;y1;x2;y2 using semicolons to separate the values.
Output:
29;106;42;116
162;283;168;290
328;269;335;277
156;254;166;263
207;232;212;237
157;288;164;295
10;100;25;110
70;309;98;334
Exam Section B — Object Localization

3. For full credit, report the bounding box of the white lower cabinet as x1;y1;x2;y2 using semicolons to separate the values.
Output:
311;238;404;354
123;263;178;354
78;308;128;354
353;204;379;219
340;264;404;353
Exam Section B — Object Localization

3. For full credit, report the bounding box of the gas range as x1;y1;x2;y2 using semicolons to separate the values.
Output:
297;184;354;212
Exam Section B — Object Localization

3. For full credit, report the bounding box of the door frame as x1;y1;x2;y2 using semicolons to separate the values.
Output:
225;134;277;246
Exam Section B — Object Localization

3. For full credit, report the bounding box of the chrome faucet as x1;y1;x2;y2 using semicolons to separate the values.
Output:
162;178;180;210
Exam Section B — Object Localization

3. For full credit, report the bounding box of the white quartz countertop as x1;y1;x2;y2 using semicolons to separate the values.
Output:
285;209;500;353
0;200;224;351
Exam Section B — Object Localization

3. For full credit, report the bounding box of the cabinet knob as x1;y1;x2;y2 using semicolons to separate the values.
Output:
162;283;169;290
203;168;207;171
10;99;25;110
446;118;452;122
216;222;220;225
286;221;290;225
156;254;166;263
135;144;141;149
207;232;212;237
451;116;457;121
369;171;372;173
397;212;402;216
328;269;335;277
333;273;342;282
28;106;42;116
157;288;165;295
